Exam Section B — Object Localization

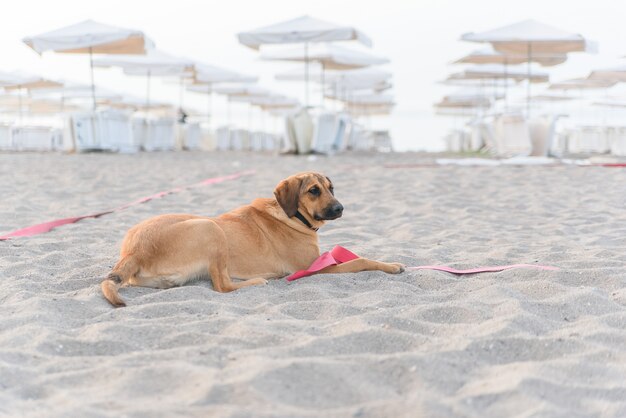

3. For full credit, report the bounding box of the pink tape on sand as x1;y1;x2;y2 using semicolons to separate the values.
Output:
0;170;254;241
285;245;559;281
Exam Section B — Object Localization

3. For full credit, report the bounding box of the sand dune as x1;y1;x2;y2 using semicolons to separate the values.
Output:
1;151;626;417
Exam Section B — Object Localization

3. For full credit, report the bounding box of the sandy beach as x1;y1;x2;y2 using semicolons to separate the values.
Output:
1;151;626;417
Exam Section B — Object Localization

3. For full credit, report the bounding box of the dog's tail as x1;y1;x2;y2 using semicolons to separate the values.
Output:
101;256;139;308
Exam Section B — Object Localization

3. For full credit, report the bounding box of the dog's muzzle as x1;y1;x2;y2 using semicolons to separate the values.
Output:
317;202;344;220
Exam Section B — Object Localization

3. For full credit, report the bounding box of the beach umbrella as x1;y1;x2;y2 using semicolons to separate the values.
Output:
443;88;505;102
592;99;626;108
336;93;394;105
188;64;257;127
193;64;257;85
435;98;491;109
277;66;392;99
261;43;387;70
548;78;616;90
23;20;151;110
452;46;566;104
532;93;576;102
459;64;549;83
93;49;194;110
238;15;372;106
0;71;63;118
191;84;269;128
588;66;626;83
261;43;388;104
103;95;173;111
452;45;567;66
461;19;593;115
247;95;299;109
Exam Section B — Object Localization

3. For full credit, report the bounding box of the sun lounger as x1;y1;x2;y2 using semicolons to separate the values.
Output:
492;114;532;157
215;126;230;150
98;110;136;153
182;123;202;150
12;126;62;151
230;129;250;151
292;110;313;154
0;124;12;150
609;127;626;156
528;116;557;157
568;126;610;154
312;113;337;154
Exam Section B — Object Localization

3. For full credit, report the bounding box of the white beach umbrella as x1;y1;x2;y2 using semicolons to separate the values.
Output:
248;95;299;108
238;15;371;49
338;93;394;106
452;45;567;66
461;64;549;83
103;95;173;111
461;19;591;55
261;43;388;70
93;49;194;110
238;15;372;105
0;71;63;90
461;19;593;114
532;93;576;102
277;66;391;87
193;64;257;85
435;97;491;109
188;64;258;127
262;43;388;106
592;99;626;108
452;46;565;105
0;71;64;118
23;20;151;110
588;66;626;83
443;88;505;102
548;78;616;90
213;85;270;98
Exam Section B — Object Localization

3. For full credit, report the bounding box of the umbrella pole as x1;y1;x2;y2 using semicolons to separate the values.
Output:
146;70;151;115
89;47;96;111
178;77;184;109
18;86;23;121
227;100;231;127
527;43;531;118
304;42;309;108
504;58;508;111
207;85;212;130
321;63;325;108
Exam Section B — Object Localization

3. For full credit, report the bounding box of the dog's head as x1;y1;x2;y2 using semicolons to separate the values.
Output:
274;172;343;224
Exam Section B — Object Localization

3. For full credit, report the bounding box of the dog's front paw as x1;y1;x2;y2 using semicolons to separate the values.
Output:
385;262;405;274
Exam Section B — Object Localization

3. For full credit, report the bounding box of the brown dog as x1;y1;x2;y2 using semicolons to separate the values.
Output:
102;172;404;307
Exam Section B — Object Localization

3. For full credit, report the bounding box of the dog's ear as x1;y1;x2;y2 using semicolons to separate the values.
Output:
274;177;301;217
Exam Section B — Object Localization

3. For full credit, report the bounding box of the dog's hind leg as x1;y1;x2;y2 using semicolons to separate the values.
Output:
209;262;268;292
199;221;268;292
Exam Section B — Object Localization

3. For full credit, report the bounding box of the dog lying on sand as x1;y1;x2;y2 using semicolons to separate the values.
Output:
102;171;405;307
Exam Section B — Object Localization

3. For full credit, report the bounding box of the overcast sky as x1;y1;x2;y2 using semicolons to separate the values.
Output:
3;0;625;150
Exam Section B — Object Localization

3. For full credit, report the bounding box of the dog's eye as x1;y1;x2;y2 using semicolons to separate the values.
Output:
309;187;320;196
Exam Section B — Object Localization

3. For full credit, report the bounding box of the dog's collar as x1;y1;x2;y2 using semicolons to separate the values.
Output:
294;211;318;231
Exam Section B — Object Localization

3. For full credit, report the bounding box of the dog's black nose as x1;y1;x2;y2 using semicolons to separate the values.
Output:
331;203;344;215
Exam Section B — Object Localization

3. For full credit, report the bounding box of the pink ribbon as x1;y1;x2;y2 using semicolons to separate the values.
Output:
286;245;559;281
407;264;560;274
0;170;254;241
